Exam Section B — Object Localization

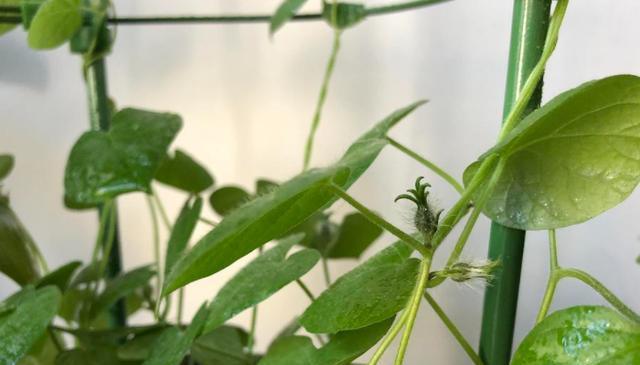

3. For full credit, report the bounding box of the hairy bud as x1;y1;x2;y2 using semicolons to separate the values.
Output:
395;176;442;244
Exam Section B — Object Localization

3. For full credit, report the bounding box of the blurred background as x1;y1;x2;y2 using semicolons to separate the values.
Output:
1;0;639;363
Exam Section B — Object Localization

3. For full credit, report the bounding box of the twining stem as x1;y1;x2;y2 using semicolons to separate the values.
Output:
302;28;342;171
177;288;185;325
321;258;332;287
535;230;559;323
146;195;163;319
386;136;464;194
535;231;640;324
496;0;569;141
394;258;431;365
295;279;316;301
330;184;429;257
368;310;410;365
91;200;113;263
559;268;640;324
97;203;117;277
424;293;484;365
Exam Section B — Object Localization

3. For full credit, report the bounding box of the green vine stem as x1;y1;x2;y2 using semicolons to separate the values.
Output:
198;217;218;227
247;302;258;354
146;195;163;320
496;0;569;141
321;258;332;287
368;309;410;365
303;29;342;171
535;230;640;325
423;293;484;365
295;279;316;302
330;184;429;257
386;136;464;194
97;202;117;277
394;258;431;364
152;192;172;231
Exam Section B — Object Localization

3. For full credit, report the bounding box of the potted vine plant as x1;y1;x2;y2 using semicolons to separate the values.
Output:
0;0;639;364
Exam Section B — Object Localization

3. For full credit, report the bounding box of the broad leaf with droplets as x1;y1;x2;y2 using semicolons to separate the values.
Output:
512;306;640;364
464;75;640;229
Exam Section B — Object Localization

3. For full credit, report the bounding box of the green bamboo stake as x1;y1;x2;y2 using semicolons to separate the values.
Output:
84;26;126;328
478;1;551;364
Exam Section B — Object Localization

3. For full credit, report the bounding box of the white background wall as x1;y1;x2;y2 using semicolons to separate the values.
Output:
1;1;639;363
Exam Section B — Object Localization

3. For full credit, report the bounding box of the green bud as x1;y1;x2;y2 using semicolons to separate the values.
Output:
395;177;442;244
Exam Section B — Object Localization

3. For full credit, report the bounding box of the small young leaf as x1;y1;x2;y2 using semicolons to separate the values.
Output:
209;186;250;217
259;318;393;365
64;108;182;209
322;2;367;30
204;234;319;333
300;242;417;333
465;75;640;230
165;197;202;278
89;265;155;320
0;286;61;364
512;306;640;365
142;304;208;365
191;326;253;365
164;101;425;294
27;0;82;49
35;261;82;291
155;150;214;194
0;198;41;286
327;212;383;258
0;154;14;181
270;0;309;35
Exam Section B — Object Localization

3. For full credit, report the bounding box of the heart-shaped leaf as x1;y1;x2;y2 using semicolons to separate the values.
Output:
204;234;319;333
155;149;214;194
0;154;14;181
165;197;202;278
0;198;41;286
300;242;417;333
27;0;82;49
464;75;640;229
512;306;640;364
64;108;181;209
209;186;250;217
327;212;383;258
269;0;309;35
164;101;425;294
259;319;393;365
0;286;61;364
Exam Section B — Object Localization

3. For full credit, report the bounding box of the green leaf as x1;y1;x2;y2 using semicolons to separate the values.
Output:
55;348;124;365
259;319;393;365
117;328;165;361
155;150;214;194
0;286;61;365
327;212;383;258
17;332;59;365
35;261;82;291
0;0;20;37
165;197;202;278
269;0;309;35
512;306;640;365
300;242;417;333
164;101;425;294
204;234;319;333
285;213;337;253
0;199;41;285
143;304;208;365
191;326;253;365
0;155;14;181
209;186;250;217
64;108;181;208
27;0;82;49
256;179;278;196
269;317;301;350
89;265;155;320
464;75;640;230
322;2;367;29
